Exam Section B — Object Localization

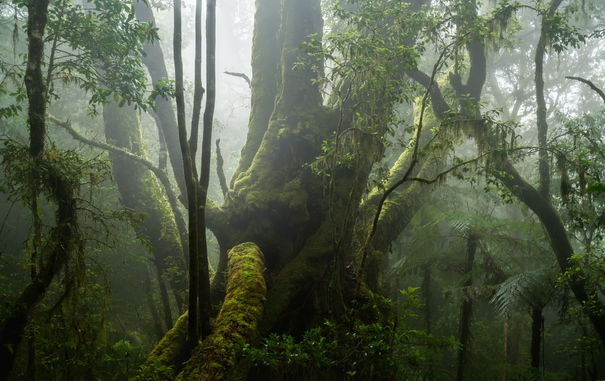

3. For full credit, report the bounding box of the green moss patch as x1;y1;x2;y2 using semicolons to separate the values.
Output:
176;242;266;380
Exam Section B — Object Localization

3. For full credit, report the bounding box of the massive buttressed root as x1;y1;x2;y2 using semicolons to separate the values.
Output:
176;243;266;380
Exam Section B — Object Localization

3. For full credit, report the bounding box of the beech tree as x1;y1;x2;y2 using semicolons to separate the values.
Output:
147;0;605;378
143;0;495;378
2;0;605;379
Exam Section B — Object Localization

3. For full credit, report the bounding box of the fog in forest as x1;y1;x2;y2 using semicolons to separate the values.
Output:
1;0;605;380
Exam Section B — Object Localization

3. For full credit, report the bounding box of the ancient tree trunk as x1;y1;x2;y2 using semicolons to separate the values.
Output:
230;0;282;185
103;102;188;320
232;0;393;329
177;242;266;380
224;0;330;279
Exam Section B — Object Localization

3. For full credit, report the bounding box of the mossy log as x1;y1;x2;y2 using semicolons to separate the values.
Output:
176;242;266;380
139;311;190;378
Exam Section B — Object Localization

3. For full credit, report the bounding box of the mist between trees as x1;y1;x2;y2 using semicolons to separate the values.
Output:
1;0;605;380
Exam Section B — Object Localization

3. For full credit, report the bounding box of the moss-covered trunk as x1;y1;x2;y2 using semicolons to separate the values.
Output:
177;243;266;380
103;102;188;321
141;311;190;378
0;167;78;380
230;0;282;185
24;0;50;158
220;0;378;334
139;243;266;379
0;1;79;378
222;0;332;272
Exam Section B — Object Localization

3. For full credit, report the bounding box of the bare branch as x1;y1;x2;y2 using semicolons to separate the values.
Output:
224;71;251;89
565;76;605;104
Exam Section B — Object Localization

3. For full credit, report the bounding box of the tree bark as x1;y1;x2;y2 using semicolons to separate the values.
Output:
134;1;186;198
173;0;201;347
535;0;563;198
25;0;50;158
230;0;282;185
530;307;542;369
196;0;217;340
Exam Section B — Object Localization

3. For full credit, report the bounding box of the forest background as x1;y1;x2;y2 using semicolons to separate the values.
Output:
1;0;605;379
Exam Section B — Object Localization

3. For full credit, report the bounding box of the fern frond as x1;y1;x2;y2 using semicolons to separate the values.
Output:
490;267;559;319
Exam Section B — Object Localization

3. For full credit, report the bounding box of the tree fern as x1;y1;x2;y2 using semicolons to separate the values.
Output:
490;266;560;319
